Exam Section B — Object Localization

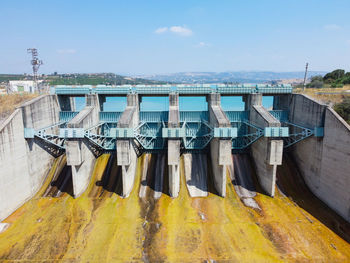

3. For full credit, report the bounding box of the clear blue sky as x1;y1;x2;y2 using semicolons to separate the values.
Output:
1;0;350;75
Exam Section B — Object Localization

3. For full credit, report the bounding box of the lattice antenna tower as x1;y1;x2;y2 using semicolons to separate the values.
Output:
27;48;43;92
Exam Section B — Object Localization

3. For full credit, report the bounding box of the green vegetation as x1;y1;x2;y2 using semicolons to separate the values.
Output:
334;97;350;124
46;73;166;85
307;75;324;89
0;74;26;83
307;69;350;89
0;73;166;86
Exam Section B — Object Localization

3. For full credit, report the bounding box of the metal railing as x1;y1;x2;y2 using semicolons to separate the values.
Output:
99;112;123;122
59;111;79;122
180;111;208;122
52;84;293;95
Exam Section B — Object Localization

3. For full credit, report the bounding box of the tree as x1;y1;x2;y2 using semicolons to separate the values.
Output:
307;75;323;89
323;69;345;83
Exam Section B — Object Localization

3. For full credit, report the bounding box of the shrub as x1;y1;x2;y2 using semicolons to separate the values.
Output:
334;97;350;124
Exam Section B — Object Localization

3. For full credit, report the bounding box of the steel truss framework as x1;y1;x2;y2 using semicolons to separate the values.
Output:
24;110;324;154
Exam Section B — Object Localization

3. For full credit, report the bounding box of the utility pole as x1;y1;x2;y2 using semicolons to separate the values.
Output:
303;62;308;91
27;48;43;93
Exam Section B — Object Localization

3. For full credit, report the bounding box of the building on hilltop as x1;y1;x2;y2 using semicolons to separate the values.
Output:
8;80;43;93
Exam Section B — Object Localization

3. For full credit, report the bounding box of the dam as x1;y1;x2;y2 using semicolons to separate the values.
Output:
0;84;350;262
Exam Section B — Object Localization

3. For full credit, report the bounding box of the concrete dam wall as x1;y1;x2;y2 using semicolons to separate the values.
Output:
0;95;60;220
0;88;350;226
275;94;350;222
0;86;350;261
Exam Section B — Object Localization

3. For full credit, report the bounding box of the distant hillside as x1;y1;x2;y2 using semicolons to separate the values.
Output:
0;74;27;83
0;73;166;86
134;71;327;84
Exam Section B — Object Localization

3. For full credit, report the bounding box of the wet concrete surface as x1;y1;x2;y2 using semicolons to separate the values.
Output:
184;153;208;197
0;153;350;262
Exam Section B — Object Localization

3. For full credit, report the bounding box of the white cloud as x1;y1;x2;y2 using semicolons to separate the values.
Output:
169;26;193;36
155;27;168;34
155;25;193;37
324;24;341;31
57;49;76;54
194;42;211;47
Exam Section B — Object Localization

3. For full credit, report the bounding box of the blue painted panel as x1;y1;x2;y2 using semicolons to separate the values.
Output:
176;86;212;94
24;128;35;139
264;127;289;137
140;111;168;122
95;86;131;94
213;127;237;138
257;85;293;94
225;111;249;122
59;111;79;122
55;86;91;95
162;128;186;138
59;128;85;138
269;110;289;122
99;112;123;122
218;86;253;94
314;127;324;137
180;111;208;122
110;128;134;138
136;86;171;94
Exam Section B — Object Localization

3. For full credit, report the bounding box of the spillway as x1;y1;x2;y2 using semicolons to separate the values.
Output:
0;153;349;262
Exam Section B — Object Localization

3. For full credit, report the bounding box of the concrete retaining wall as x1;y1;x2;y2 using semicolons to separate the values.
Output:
0;95;60;221
282;94;350;222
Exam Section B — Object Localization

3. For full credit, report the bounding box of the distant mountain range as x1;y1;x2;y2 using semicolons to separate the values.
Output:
133;71;327;84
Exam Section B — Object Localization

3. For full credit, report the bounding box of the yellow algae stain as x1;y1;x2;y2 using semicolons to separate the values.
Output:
253;189;350;262
153;157;282;263
153;155;204;262
0;153;350;262
57;153;145;262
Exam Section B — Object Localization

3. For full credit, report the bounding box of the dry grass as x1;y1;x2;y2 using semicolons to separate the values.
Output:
295;85;350;106
0;93;38;122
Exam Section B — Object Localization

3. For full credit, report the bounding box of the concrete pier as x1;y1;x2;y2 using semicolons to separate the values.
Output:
167;93;180;197
117;93;139;198
208;93;232;197
247;94;283;197
66;94;99;198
